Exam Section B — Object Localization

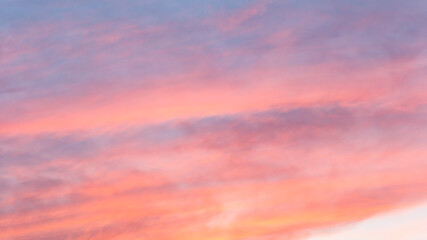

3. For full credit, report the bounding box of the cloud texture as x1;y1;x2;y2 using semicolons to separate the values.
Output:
1;0;427;239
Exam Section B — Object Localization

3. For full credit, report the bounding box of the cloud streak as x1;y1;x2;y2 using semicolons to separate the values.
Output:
1;0;426;239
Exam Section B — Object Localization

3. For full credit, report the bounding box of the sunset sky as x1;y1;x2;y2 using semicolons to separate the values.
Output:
1;0;427;239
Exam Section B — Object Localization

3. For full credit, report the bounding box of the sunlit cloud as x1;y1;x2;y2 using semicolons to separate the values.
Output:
1;0;426;239
305;202;427;240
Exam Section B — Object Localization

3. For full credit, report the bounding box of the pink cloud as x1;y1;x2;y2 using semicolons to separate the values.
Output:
1;0;426;239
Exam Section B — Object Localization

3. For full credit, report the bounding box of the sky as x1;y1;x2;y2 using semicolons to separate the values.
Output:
305;202;427;240
0;0;426;239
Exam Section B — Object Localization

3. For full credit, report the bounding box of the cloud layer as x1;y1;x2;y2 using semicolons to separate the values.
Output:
1;0;427;239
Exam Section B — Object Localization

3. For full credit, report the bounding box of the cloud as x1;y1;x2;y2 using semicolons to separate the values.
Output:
0;105;425;239
304;201;427;240
1;0;426;239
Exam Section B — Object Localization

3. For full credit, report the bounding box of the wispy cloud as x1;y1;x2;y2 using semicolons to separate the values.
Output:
1;0;426;239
